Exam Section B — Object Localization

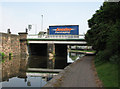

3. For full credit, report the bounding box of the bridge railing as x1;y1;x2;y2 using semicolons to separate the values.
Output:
27;34;85;39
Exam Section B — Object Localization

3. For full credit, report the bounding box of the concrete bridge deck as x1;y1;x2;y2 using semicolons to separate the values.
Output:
27;34;87;45
27;38;86;45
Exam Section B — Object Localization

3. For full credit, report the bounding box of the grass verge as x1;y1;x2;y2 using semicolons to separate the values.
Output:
69;56;78;60
95;61;119;88
69;50;96;53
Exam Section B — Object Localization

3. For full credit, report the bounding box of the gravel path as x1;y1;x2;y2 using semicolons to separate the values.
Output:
60;56;97;87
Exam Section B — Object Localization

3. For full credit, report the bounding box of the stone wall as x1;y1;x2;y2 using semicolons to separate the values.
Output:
0;33;2;53
18;32;28;56
0;33;21;56
0;32;28;56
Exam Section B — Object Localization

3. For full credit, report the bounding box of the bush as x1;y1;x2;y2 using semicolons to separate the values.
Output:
1;52;5;57
0;52;5;63
95;50;112;66
96;50;111;60
0;52;5;59
109;55;120;63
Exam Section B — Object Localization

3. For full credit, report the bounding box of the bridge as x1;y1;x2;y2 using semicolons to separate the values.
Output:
27;34;88;57
27;34;86;45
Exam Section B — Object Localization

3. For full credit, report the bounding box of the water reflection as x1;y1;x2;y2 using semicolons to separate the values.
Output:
2;76;47;87
2;56;23;81
0;51;85;87
68;52;85;63
28;54;67;69
28;56;47;68
0;56;47;87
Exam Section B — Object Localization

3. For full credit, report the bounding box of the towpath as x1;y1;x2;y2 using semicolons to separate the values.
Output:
60;56;97;87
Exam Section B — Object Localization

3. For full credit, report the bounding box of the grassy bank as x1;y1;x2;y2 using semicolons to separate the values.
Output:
69;56;78;60
69;50;96;53
95;61;119;87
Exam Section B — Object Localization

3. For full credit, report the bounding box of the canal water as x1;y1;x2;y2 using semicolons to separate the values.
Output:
0;52;85;88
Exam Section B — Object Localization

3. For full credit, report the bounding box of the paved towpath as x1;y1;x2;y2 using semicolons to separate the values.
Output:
60;56;97;87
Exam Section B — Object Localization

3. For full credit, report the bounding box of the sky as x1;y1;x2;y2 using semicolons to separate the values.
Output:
0;1;103;35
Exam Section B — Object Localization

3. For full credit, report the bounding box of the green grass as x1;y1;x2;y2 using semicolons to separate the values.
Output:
69;56;78;60
0;52;5;57
2;59;5;63
69;50;96;53
95;61;119;87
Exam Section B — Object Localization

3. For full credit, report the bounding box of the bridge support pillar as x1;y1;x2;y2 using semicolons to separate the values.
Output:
47;43;55;69
48;43;55;53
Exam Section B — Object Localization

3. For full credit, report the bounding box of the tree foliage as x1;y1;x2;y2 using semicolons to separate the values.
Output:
85;2;120;62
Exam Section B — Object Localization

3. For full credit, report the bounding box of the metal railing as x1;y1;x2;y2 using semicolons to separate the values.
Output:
27;34;85;39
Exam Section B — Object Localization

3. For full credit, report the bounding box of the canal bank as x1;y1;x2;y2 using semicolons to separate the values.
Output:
44;56;100;87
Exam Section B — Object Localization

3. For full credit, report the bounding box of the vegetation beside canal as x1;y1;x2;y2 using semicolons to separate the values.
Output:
69;50;95;53
0;52;13;63
95;61;118;87
69;56;78;61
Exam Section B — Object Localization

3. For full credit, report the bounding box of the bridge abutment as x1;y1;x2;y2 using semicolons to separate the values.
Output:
18;32;29;56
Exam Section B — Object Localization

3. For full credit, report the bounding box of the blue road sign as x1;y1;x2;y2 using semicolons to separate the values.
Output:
49;25;79;35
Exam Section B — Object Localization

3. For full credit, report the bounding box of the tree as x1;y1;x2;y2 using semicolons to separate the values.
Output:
85;2;120;62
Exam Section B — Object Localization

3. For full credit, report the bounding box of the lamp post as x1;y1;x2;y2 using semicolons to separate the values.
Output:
41;15;43;31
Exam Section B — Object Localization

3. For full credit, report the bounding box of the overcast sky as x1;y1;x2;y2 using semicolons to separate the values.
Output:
0;1;103;34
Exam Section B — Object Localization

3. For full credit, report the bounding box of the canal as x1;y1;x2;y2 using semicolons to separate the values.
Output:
0;51;85;87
